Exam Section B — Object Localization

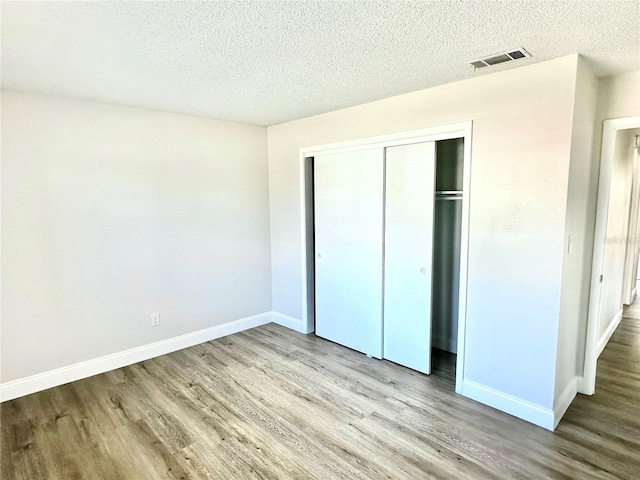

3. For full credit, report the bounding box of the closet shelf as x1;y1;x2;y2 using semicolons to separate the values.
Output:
436;191;463;201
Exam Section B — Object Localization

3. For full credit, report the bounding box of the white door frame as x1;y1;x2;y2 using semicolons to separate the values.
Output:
582;116;640;395
298;121;473;393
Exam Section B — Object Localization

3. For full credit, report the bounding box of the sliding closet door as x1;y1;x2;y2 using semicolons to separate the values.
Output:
314;149;384;358
384;142;436;374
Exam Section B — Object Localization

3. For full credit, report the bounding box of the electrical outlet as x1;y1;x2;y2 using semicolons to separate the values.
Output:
150;312;160;327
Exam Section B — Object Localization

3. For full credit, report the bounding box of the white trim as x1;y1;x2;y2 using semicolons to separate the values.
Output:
577;376;585;393
597;308;623;358
553;376;579;429
298;121;473;396
302;122;473;158
460;379;555;431
631;285;638;304
271;312;310;334
455;122;473;394
0;312;272;403
582;116;640;396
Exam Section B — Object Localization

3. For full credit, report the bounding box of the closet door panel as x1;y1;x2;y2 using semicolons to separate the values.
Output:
384;142;436;374
314;149;384;358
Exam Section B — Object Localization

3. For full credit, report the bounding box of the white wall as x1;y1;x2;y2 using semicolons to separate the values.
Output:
1;91;272;383
597;70;640;122
622;134;640;305
555;58;598;407
268;55;580;413
598;128;638;340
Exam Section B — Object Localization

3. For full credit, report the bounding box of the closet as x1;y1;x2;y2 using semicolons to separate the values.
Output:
432;139;463;355
313;138;464;374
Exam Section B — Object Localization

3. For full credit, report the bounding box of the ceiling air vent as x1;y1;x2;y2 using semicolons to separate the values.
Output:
469;48;530;69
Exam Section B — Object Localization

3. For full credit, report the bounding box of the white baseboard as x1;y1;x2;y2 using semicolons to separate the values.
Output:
0;312;272;403
576;376;589;395
432;334;457;354
597;308;623;358
460;379;554;431
553;376;579;429
271;312;310;333
623;285;637;306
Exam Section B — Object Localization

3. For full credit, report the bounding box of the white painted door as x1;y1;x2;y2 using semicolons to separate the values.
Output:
314;148;384;358
383;142;436;374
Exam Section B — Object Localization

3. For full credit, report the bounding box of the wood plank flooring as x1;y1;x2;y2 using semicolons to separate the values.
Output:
2;305;639;479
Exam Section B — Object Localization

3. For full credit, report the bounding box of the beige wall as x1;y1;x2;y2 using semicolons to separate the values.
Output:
597;70;640;122
556;58;598;404
1;91;272;382
268;56;580;410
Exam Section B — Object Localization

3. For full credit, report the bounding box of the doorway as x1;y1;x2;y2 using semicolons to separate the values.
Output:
583;116;640;394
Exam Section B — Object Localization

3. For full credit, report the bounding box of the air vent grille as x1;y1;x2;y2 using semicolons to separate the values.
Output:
469;48;530;69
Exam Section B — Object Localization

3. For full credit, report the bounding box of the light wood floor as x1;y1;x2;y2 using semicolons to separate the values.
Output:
2;306;639;479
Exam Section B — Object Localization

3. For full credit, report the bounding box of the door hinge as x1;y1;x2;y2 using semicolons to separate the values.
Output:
599;274;603;283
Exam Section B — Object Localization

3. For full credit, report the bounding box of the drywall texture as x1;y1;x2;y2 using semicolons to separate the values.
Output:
555;58;598;405
598;128;638;340
268;56;579;409
1;91;271;383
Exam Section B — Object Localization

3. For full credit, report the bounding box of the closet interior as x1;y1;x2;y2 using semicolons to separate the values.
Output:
312;136;464;378
432;138;463;356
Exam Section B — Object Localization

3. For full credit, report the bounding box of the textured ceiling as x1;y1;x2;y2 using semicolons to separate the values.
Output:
2;1;639;126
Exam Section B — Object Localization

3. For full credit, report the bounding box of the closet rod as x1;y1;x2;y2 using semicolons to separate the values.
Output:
436;190;463;197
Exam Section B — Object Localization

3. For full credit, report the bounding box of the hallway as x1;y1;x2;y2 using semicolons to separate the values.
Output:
558;293;640;476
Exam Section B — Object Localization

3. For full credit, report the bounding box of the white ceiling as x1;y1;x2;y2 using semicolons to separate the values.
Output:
2;1;639;126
